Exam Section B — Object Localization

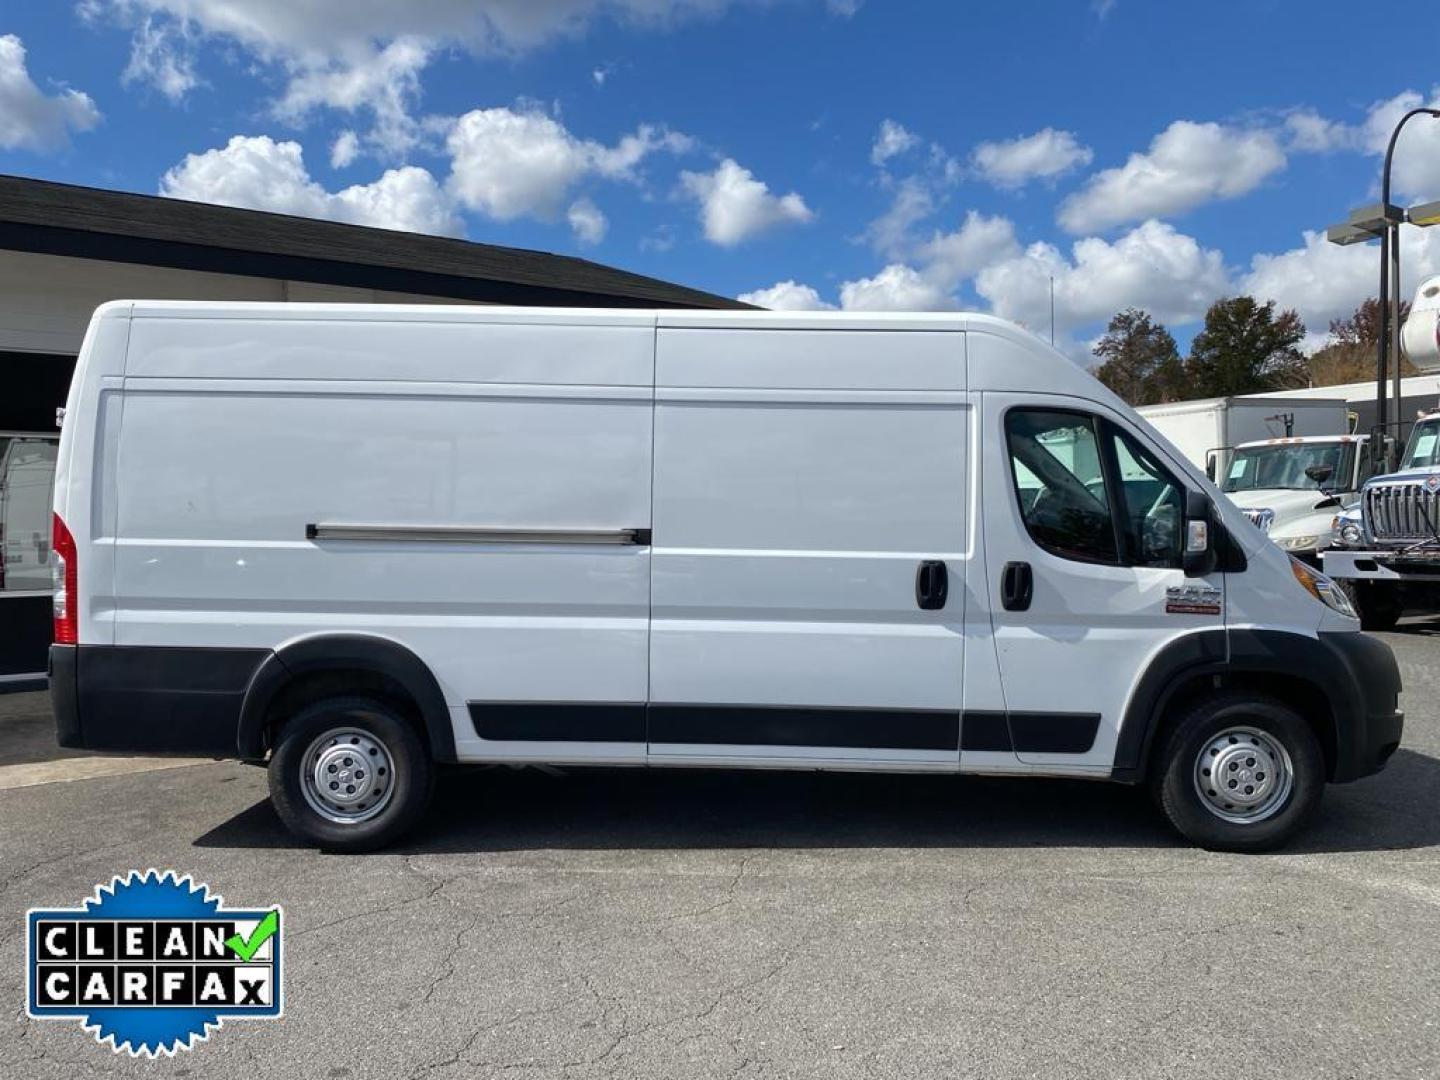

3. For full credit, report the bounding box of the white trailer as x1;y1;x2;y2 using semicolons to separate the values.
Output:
1137;396;1350;481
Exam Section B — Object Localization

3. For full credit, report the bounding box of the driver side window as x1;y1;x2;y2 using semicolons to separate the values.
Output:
1005;408;1184;569
1005;410;1118;564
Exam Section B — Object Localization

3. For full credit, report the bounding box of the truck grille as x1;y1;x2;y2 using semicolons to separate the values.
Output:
1240;508;1274;532
1364;482;1440;542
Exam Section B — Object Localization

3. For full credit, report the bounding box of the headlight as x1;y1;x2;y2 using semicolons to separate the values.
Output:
1330;513;1363;547
1290;556;1357;618
1276;535;1321;552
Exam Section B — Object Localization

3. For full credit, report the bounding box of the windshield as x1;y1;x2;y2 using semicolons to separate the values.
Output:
1221;442;1353;493
1403;418;1440;469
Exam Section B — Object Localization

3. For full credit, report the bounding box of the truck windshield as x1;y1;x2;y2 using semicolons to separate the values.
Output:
1402;418;1440;469
1221;442;1352;493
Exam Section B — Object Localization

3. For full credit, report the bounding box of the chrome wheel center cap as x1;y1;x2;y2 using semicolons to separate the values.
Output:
301;727;395;824
1194;725;1294;824
313;743;375;806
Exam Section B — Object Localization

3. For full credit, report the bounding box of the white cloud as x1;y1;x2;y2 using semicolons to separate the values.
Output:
0;34;101;152
567;197;608;243
1058;120;1286;233
972;127;1092;188
276;38;431;157
839;264;957;312
914;210;1020;290
446;106;690;222
160;134;463;236
330;129;360;169
738;280;835;310
90;1;773;63
679;158;814;246
1242;226;1440;347
1359;88;1440;199
90;2;851;150
1283;109;1357;154
871;118;918;166
1274;89;1440;200
862;176;936;260
121;16;198;101
976;219;1230;338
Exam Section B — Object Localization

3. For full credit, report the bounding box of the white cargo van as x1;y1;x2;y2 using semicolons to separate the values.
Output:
49;302;1402;852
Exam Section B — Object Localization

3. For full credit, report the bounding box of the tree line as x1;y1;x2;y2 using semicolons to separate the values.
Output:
1091;296;1413;406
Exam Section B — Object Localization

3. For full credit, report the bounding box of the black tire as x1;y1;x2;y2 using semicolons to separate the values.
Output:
1337;579;1401;632
267;696;434;852
1150;694;1324;852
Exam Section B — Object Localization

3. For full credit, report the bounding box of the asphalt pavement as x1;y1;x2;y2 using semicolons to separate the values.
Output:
3;626;1440;1079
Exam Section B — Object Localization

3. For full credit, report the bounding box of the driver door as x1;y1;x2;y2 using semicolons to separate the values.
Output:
980;392;1225;773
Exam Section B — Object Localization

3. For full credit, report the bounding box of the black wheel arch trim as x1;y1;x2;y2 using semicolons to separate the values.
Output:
237;634;457;763
1112;627;1402;784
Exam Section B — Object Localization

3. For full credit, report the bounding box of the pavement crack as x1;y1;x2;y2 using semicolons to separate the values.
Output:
657;853;755;924
290;869;446;939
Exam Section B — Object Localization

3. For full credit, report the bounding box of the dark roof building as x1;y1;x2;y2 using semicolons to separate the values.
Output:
0;174;745;685
0;173;745;310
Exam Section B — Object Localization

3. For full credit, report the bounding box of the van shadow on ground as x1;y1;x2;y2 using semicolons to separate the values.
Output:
195;746;1440;856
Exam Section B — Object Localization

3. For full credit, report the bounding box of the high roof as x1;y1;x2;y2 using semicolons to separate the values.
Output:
0;174;747;310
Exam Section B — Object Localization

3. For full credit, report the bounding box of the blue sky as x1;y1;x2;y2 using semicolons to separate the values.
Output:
3;1;1440;358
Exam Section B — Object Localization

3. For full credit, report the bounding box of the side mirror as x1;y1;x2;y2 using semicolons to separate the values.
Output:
1305;463;1334;487
1183;489;1217;578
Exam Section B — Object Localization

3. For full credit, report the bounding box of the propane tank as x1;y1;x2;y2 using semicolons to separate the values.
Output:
1401;275;1440;372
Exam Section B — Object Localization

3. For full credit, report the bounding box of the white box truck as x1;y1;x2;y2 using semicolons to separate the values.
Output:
49;302;1402;852
1137;395;1350;481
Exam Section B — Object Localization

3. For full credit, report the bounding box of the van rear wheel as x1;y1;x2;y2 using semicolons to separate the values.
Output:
267;696;434;852
1151;694;1323;852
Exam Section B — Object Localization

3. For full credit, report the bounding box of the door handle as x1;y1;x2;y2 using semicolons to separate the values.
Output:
1001;561;1033;612
916;560;948;610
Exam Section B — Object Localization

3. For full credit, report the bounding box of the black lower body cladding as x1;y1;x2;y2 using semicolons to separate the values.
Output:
50;644;270;756
1313;629;1404;781
1111;627;1402;785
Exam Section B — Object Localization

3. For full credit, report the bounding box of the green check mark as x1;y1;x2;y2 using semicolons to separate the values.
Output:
225;909;279;962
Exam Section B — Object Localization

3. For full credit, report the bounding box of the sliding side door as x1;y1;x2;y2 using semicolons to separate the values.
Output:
648;325;968;769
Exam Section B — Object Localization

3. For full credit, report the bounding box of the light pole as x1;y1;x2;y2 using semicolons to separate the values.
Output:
1325;107;1440;469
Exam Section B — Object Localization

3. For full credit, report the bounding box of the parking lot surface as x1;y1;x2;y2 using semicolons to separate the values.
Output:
4;626;1440;1079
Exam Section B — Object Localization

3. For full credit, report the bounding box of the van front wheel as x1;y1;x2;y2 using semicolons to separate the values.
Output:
1151;694;1323;852
267;696;434;852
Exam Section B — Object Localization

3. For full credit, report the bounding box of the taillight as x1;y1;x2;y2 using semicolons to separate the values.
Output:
52;512;77;644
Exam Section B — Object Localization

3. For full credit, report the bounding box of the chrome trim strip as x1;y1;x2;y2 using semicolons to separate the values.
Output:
305;523;651;545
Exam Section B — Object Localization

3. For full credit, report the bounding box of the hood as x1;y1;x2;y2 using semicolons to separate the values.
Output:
1364;468;1440;489
1223;488;1342;519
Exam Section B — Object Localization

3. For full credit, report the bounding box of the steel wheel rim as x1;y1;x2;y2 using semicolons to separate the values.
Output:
1193;725;1294;825
300;727;396;825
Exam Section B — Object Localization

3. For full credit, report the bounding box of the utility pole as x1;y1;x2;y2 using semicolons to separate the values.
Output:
1049;275;1055;347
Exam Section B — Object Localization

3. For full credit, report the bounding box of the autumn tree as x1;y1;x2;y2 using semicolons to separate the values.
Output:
1091;308;1186;405
1307;297;1414;387
1185;296;1308;397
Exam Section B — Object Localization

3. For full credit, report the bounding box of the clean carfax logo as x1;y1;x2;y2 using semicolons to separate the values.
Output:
25;870;282;1057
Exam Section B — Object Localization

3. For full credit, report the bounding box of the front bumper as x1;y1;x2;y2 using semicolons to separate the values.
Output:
1322;548;1440;583
1316;630;1404;781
